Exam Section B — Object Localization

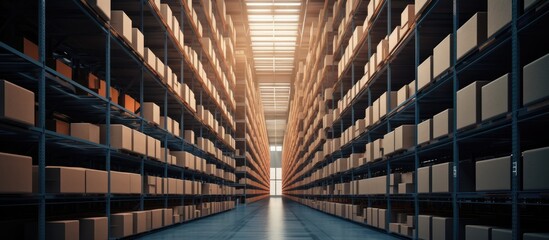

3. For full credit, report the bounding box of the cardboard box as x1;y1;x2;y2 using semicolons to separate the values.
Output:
383;131;395;156
23;38;39;61
476;156;510;191
418;215;432;240
395;125;415;151
146;136;156;158
379;91;397;118
111;213;133;238
85;169;107;194
433;109;453;139
110;171;130;194
151;209;163;229
401;4;416;30
523;233;549;240
47;220;79;240
119;94;135;113
378;209;387;229
130;173;141;194
492;229;512;240
465;225;491;240
369;54;377;76
80;217;108;240
432;217;452;240
160;4;173;30
132;129;147;155
398;183;414;194
131;28;144;57
0;80;35;126
45;166;86;193
397;84;409;106
418;119;432;145
415;0;429;15
71;123;100;144
55;59;72;79
0;152;32;193
524;0;540;10
457;12;487;60
111;11;132;43
86;0;110;20
163;208;173;226
457;81;488;130
482;73;509;121
101;124;132;151
133;211;147;234
488;0;511;38
523;146;549;190
142;102;160;125
144;48;157;68
433;34;452;79
373;138;383;160
432;162;452;193
417;56;432;91
523;53;549;106
418;166;431;193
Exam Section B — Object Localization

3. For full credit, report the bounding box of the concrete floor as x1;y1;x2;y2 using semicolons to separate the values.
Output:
139;197;398;240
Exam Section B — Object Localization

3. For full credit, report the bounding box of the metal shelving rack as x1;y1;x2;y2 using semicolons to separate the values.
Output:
283;0;549;239
0;0;242;239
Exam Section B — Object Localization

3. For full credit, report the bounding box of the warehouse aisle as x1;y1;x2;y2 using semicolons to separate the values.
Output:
140;197;397;240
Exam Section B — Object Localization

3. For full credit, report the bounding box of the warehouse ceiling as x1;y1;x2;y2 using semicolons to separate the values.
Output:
228;0;323;146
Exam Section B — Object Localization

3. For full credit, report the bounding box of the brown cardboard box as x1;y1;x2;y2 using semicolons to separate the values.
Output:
23;38;39;61
111;11;133;43
110;213;133;238
146;136;156;158
394;125;415;151
56;59;73;79
71;123;100;144
47;119;70;135
163;208;173;226
0;80;35;126
457;81;488;130
131;28;144;57
110;171;130;194
142;102;160;125
110;87;119;104
151;209;163;229
47;220;79;240
132;211;147;234
100;124;132;151
130;173;141;194
132;129;147;155
85;169;107;194
119;94;135;113
44;166;86;194
185;130;195;144
0;152;32;193
457;12;487;60
80;217;108;240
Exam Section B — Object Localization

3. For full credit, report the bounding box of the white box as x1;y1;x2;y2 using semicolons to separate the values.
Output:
432;162;452;193
482;73;509;121
417;56;432;91
457;12;487;60
131;28;144;57
433;109;453;139
383;131;395;156
418;119;432;145
523;53;549;106
397;84;409;106
523;146;549;190
394;125;415;151
488;0;512;38
418;215;432;240
418;166;431;193
476;156;511;191
0;80;35;126
433;34;452;79
111;11;132;43
457;81;488;130
432;217;452;240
